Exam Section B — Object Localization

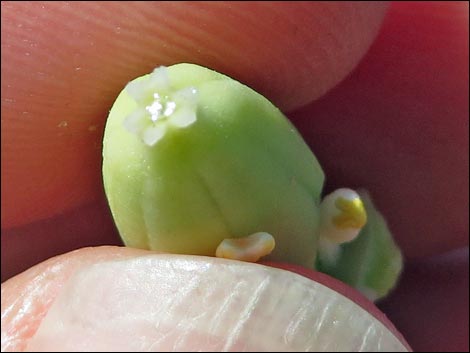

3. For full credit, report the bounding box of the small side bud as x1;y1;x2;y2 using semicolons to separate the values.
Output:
318;188;367;244
215;232;276;262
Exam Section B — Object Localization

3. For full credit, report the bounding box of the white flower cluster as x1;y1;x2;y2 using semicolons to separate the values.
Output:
123;66;198;146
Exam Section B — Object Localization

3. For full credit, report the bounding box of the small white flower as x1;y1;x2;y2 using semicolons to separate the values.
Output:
123;66;198;146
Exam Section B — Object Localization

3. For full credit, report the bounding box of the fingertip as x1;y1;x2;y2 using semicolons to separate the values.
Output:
2;2;388;227
2;249;409;352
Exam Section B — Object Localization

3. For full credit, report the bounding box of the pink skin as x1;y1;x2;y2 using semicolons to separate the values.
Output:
1;1;468;351
1;247;150;352
2;247;411;352
1;1;388;229
262;261;411;350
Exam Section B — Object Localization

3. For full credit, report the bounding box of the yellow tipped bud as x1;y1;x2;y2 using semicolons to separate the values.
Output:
333;197;367;229
318;189;367;244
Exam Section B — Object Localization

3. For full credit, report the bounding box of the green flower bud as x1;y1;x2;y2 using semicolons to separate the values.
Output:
316;191;403;301
103;63;403;300
103;63;325;269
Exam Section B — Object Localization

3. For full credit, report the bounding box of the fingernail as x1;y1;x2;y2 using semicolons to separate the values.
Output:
26;255;409;352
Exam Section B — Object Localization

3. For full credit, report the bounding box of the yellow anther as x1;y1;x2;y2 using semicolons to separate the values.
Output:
215;232;276;262
318;188;367;244
333;197;367;229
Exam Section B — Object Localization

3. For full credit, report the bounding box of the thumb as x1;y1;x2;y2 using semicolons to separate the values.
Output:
2;247;410;351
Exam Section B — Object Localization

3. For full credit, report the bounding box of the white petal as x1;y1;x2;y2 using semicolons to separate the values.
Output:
169;107;197;128
142;124;167;146
149;66;170;91
123;109;148;134
173;87;198;105
125;80;146;102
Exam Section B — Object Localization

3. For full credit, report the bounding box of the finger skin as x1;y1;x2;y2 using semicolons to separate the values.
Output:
1;247;152;352
1;247;410;352
1;1;388;228
290;1;469;258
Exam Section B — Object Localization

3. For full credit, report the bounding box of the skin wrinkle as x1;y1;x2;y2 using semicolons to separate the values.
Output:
308;295;334;349
358;322;375;351
147;331;172;352
148;259;225;351
283;292;312;345
221;276;271;351
173;309;207;351
207;278;242;337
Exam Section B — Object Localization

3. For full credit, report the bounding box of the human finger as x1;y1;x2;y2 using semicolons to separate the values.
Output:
1;1;389;228
1;247;410;352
